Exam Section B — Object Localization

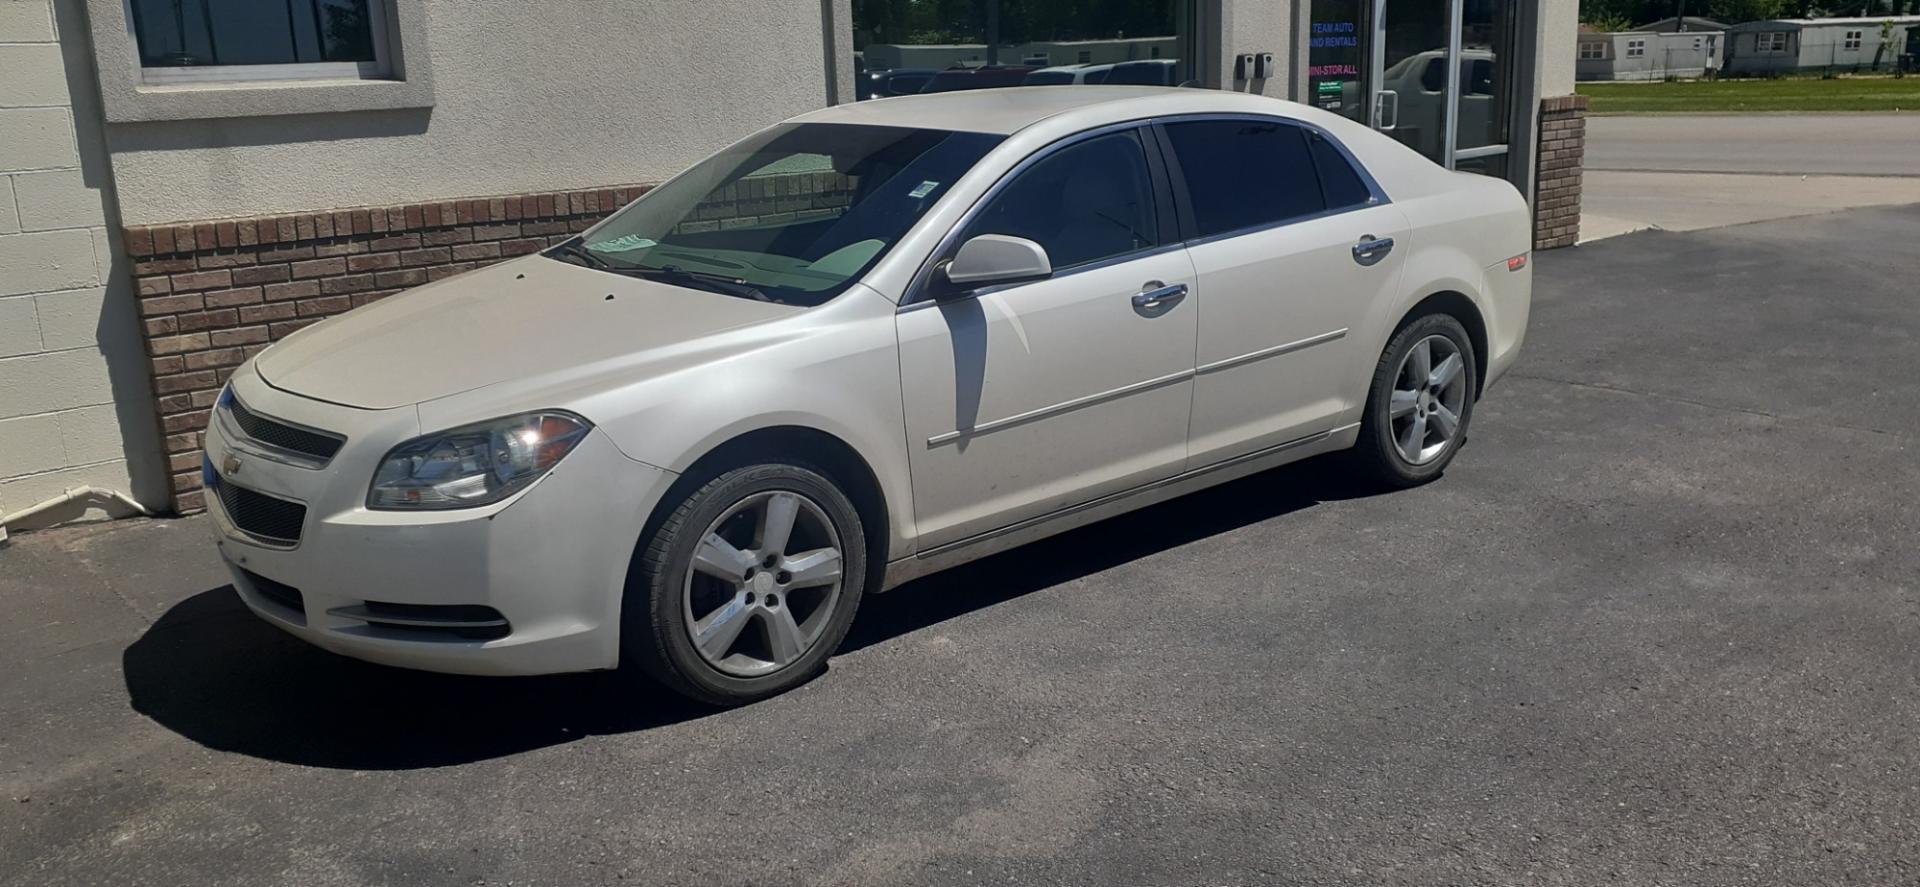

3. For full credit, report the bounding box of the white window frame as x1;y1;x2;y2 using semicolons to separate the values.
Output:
1625;38;1646;58
1844;30;1863;51
1578;42;1605;60
1757;32;1789;53
126;0;394;86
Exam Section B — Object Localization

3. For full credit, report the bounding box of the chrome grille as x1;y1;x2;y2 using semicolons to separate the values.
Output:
225;394;344;463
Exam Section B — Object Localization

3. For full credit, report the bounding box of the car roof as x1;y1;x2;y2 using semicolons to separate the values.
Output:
793;86;1304;136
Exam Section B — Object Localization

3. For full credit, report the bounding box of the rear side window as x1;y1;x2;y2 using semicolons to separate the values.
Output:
1163;119;1325;237
1307;131;1374;210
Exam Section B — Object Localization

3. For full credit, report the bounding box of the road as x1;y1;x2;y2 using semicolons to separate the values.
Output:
5;206;1920;885
1586;113;1920;177
1581;113;1920;241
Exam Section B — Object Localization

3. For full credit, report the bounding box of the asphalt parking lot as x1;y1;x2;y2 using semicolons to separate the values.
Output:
4;204;1919;886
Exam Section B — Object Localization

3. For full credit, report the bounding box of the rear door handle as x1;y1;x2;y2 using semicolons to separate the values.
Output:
1352;235;1394;267
1132;281;1188;316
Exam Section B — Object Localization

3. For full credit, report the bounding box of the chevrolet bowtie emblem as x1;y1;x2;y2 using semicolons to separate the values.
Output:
222;454;242;476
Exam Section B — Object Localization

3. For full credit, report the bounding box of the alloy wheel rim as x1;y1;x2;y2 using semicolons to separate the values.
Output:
1389;334;1469;466
682;490;845;678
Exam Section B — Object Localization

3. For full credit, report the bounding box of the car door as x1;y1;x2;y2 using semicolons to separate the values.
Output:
896;127;1198;549
1157;116;1408;469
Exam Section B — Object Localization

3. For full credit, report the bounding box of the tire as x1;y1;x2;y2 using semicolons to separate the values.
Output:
622;461;867;706
1351;312;1479;489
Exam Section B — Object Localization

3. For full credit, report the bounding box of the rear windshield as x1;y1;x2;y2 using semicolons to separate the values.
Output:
564;123;1003;306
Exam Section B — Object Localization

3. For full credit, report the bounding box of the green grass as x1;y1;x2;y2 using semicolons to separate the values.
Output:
1578;76;1920;113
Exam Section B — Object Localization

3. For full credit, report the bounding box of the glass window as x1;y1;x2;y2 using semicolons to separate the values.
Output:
1626;39;1645;58
1307;132;1374;210
569;123;1003;306
128;0;385;79
851;0;1198;96
1579;42;1606;60
1845;30;1863;50
1164;120;1326;237
961;131;1159;272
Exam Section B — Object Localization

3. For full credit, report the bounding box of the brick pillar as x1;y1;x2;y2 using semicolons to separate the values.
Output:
1533;94;1589;250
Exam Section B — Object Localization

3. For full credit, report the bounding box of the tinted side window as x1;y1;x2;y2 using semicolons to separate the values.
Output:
1307;132;1373;210
962;130;1159;271
1163;120;1325;237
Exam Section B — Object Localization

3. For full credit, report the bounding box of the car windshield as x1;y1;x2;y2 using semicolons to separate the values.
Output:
556;123;1003;306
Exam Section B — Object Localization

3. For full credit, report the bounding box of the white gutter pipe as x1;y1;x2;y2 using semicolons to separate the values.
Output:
0;485;153;544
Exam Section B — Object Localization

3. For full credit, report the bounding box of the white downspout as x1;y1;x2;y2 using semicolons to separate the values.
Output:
0;486;153;544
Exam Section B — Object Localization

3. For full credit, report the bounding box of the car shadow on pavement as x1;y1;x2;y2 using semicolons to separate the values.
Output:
123;453;1383;770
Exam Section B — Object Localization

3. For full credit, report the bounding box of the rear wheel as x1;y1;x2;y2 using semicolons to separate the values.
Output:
624;462;866;706
1352;313;1478;488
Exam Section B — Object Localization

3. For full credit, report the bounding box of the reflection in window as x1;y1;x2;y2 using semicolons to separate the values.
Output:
963;131;1159;270
1456;0;1513;153
129;0;377;68
851;0;1197;96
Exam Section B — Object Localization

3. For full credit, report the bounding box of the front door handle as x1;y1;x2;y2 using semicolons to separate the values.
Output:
1352;235;1394;267
1132;281;1188;316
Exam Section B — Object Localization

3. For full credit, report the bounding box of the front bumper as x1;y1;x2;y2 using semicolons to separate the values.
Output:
205;367;676;676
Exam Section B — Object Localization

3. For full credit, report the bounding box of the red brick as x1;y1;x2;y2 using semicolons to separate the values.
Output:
370;234;420;252
471;223;519;241
231;264;290;286
369;209;389;234
165;432;198;453
350;209;371;234
150;356;184;376
196;250;256;269
152;226;177;254
140;294;205;316
295;215;316;240
269;319;320;338
290;257;348;279
169;451;200;473
404;205;423;229
399;247;451;267
314;213;335;239
157;392;194;413
348;252;401;272
312;240;367;258
455;201;475;224
255;245;316;265
172;224;197;252
210;325;270;347
262;280;321;301
175;309;238;332
176;490;205;512
144;316;178;337
427;262;477;282
332;211;353;235
296;295;352;317
276;217;297;241
150;333;211;355
451;242;501;262
500;238;546;257
375;268;427;288
133;256;195;276
420;228;473;246
238;302;297;324
204;286;264;308
194;222;216;248
170;269;232;293
320;274;377;295
125;226;154;256
137;276;172;297
183;349;244;371
237;221;260;246
504;197;522;220
152;370;204;397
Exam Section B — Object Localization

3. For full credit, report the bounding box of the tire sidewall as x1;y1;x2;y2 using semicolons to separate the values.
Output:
1366;314;1478;484
632;463;867;703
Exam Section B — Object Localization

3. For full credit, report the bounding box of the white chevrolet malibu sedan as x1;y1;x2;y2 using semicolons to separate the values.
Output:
203;87;1531;705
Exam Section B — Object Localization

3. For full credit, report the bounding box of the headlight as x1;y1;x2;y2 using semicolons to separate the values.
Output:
367;411;591;510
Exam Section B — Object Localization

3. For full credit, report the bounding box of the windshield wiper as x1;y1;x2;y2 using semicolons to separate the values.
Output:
627;265;774;302
546;238;614;271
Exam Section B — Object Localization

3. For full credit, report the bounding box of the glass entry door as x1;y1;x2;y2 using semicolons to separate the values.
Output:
1310;0;1516;176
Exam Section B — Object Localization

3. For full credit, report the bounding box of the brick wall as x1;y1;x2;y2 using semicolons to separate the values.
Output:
1534;94;1589;250
125;185;653;512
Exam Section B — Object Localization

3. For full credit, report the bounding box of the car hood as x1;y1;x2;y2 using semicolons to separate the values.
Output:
254;255;800;410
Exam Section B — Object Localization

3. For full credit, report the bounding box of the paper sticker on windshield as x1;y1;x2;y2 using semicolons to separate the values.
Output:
587;235;657;253
908;180;941;199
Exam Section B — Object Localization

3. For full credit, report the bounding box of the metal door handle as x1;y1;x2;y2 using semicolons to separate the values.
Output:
1132;281;1188;314
1352;236;1394;267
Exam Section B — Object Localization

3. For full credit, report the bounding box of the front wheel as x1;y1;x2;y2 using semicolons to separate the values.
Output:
1351;313;1478;488
623;462;867;706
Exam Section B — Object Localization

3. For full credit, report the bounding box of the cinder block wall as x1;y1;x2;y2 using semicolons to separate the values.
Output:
0;0;164;525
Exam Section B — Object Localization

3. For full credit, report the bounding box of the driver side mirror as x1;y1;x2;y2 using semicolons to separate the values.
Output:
937;234;1053;296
